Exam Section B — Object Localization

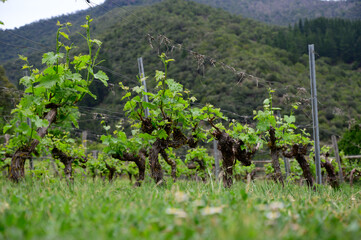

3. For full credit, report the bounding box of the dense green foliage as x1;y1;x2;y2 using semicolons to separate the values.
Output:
254;91;311;147
339;123;361;155
1;177;361;239
271;17;361;66
3;17;108;153
1;17;109;182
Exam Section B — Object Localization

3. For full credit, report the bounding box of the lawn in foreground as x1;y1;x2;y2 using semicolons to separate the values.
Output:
0;177;360;240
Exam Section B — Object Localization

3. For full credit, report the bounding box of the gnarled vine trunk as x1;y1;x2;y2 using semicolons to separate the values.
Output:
104;160;117;182
209;120;258;187
136;149;147;186
8;150;27;181
235;139;259;166
194;158;206;182
51;147;87;183
349;168;361;187
140;115;198;185
268;127;284;186
149;139;166;185
283;144;314;188
9;108;57;182
52;147;74;182
112;149;147;186
321;153;339;189
213;130;235;188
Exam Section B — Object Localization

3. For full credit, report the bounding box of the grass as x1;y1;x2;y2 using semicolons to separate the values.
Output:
1;176;361;240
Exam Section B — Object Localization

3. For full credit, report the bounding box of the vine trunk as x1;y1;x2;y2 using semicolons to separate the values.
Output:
9;108;57;182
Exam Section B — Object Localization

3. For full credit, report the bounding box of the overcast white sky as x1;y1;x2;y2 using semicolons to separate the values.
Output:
0;0;106;30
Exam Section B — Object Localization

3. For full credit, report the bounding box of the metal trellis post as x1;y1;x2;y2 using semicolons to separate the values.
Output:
283;157;291;179
308;44;322;185
82;131;87;152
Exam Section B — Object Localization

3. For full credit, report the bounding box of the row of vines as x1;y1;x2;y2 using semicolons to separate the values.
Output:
0;17;358;189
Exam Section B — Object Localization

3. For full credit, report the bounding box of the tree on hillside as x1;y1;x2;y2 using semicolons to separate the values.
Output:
271;17;361;66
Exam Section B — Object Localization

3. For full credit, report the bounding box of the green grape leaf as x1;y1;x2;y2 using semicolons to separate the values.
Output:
33;116;48;128
91;39;102;46
68;112;79;129
37;75;60;88
19;76;34;87
42;52;64;66
166;79;182;92
132;86;143;94
59;32;70;40
155;70;164;81
74;85;88;93
157;129;168;139
68;72;82;83
284;115;296;124
121;92;131;100
3;124;12;134
143;102;157;110
87;90;97;100
94;70;108;86
72;55;91;70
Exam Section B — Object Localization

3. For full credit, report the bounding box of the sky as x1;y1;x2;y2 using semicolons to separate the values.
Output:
0;0;106;30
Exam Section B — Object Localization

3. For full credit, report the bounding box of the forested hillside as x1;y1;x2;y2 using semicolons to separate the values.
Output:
194;0;361;26
100;0;361;26
270;17;361;66
0;0;360;142
1;0;361;64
